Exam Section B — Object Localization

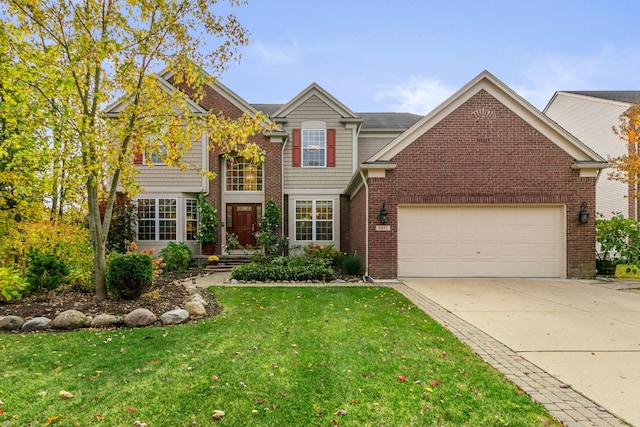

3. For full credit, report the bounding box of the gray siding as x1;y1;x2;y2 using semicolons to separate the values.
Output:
135;136;205;191
283;96;354;191
358;133;402;164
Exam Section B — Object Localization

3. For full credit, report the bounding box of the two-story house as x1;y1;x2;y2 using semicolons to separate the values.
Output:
112;69;608;280
545;91;640;220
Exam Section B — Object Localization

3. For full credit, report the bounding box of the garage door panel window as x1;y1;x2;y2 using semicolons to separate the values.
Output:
295;200;333;241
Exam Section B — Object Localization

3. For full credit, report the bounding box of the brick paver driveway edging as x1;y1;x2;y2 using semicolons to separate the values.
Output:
387;282;628;427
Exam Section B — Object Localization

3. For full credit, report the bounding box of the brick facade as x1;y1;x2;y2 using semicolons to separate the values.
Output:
364;90;597;279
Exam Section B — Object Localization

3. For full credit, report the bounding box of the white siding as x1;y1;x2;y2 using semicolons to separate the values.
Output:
546;94;628;218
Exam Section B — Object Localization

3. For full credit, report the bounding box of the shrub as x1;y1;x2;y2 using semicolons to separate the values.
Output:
159;242;193;272
196;193;218;244
231;256;333;282
303;243;339;261
106;252;153;299
255;200;288;260
0;221;93;291
100;194;137;253
596;213;640;264
335;252;364;276
26;248;70;294
0;267;28;302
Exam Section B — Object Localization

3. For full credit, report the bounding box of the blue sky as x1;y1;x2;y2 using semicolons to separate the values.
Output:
215;0;639;114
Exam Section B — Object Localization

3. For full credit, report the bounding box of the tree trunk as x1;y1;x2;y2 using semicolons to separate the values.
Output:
93;238;108;300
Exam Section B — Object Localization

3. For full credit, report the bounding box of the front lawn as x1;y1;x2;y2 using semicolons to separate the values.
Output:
0;286;560;426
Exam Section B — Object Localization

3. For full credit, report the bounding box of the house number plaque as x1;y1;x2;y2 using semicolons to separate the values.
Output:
376;225;391;231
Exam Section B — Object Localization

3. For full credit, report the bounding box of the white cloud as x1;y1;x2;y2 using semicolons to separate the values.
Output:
373;77;456;114
246;38;300;66
514;46;640;110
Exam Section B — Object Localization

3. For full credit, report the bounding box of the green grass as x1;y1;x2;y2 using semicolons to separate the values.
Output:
0;286;560;426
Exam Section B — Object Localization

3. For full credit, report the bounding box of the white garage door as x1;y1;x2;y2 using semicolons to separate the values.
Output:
397;205;565;278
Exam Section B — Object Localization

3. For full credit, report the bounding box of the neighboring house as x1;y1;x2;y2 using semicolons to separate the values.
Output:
112;69;608;279
545;91;640;220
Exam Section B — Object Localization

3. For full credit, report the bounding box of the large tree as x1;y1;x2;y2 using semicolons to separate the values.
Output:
1;0;268;300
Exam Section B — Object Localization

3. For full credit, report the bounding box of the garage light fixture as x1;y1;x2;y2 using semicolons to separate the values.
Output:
578;202;590;224
379;203;389;224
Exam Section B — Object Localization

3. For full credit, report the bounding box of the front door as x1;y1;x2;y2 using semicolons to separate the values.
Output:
226;204;261;247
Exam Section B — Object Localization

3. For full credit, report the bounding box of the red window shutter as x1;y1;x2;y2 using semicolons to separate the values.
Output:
292;128;301;167
327;128;336;167
133;151;143;165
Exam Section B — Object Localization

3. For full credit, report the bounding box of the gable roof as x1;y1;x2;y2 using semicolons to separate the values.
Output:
271;82;361;121
358;112;422;130
563;91;640;104
103;72;209;116
368;70;607;165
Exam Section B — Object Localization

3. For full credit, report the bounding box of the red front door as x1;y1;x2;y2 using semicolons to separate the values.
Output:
226;204;261;247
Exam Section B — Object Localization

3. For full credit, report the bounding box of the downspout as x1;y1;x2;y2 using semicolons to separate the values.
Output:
281;136;289;235
358;169;369;279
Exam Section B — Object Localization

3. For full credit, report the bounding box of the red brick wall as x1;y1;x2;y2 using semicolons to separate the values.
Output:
177;81;283;246
366;90;597;279
348;188;367;270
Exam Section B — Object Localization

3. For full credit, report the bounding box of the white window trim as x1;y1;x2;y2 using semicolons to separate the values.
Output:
185;198;198;241
224;157;264;193
294;199;334;242
137;198;177;241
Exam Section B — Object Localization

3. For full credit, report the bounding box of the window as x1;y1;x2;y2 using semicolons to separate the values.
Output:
226;158;263;191
137;199;156;240
147;144;167;165
302;129;326;167
185;199;198;241
137;198;176;240
295;200;333;241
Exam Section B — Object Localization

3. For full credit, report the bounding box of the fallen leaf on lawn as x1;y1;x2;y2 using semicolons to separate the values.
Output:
397;375;408;382
211;375;219;381
212;410;225;420
430;380;440;387
43;414;63;426
0;410;4;415
38;391;47;397
127;407;135;413
291;343;297;348
335;409;347;416
59;391;74;399
96;414;104;420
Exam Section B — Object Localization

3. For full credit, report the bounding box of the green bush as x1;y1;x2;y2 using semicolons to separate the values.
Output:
26;248;70;294
107;253;153;300
303;243;339;261
335;252;364;276
159;242;193;272
0;266;28;302
231;256;333;282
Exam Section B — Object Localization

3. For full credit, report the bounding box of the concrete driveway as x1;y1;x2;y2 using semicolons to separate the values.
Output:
400;278;640;427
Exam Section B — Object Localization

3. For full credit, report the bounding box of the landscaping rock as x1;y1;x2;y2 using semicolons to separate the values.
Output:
160;309;189;325
124;308;156;327
52;310;86;330
0;315;24;331
21;317;52;332
184;301;206;318
188;294;208;306
91;314;120;328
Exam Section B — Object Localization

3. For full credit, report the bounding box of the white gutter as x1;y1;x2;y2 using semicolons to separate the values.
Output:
358;169;369;278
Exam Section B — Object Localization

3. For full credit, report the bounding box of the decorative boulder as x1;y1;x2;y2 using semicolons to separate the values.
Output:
124;308;156;327
52;310;86;330
91;314;120;328
0;315;24;331
160;309;189;325
188;294;208;306
184;301;206;318
21;317;52;332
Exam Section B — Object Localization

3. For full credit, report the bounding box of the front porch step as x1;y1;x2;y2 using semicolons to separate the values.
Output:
196;254;252;270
